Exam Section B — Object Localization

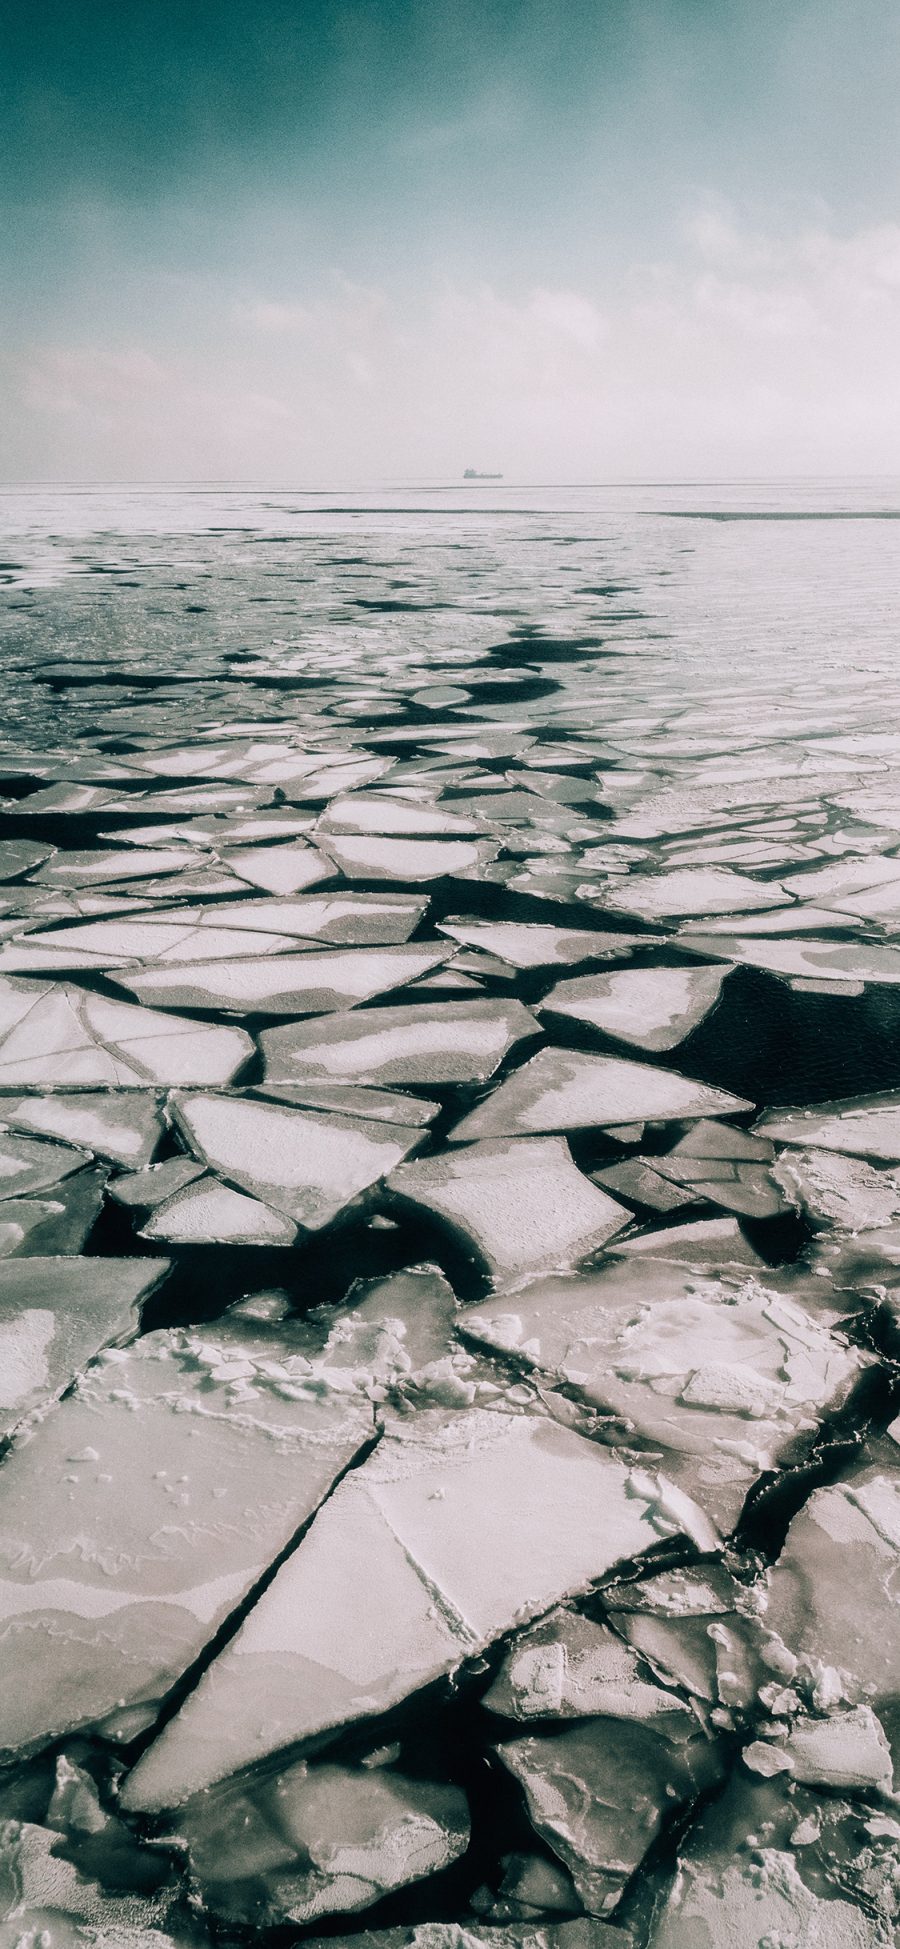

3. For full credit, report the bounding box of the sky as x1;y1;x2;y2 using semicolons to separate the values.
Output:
3;0;900;482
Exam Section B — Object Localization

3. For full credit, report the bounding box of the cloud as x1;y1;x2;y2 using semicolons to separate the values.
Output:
10;207;900;478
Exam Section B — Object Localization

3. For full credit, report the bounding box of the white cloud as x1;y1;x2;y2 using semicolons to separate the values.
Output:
12;208;900;478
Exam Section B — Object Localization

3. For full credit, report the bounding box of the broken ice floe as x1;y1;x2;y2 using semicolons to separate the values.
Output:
176;1758;470;1925
0;977;252;1086
116;944;450;1014
539;964;729;1051
448;1047;751;1142
387;1137;629;1286
171;1092;424;1229
0;1256;169;1436
261;996;539;1087
460;1258;867;1530
0;1311;375;1757
123;1409;711;1810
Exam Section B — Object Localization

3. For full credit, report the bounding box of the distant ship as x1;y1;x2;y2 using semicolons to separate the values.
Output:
463;468;503;479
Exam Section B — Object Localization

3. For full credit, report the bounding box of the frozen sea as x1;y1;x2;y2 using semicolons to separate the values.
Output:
0;479;898;1948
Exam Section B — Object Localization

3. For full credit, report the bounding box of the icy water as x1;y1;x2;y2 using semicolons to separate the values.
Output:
0;480;898;1947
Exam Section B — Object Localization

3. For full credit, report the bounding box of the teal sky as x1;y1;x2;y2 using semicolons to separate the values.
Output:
4;0;900;480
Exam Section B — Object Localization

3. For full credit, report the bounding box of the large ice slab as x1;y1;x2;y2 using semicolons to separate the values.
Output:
764;1468;900;1711
540;965;729;1051
0;1255;169;1436
680;934;900;984
0;1313;373;1758
123;1409;709;1810
116;944;450;1015
449;1048;751;1142
172;1091;423;1228
461;1260;866;1530
387;1137;630;1286
261;997;539;1087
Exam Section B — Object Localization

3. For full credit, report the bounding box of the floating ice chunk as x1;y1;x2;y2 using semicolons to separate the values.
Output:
388;1136;629;1286
195;891;428;943
261;997;539;1087
303;1923;619;1949
591;1159;699;1213
110;1155;205;1209
680;935;900;984
0;1129;89;1196
180;1759;470;1924
37;848;200;886
652;1147;786;1221
123;1409;703;1810
449;1048;751;1143
0;919;315;973
678;903;860;934
172;1092;423;1229
669;1119;773;1162
141;1176;299;1245
2;1092;163;1169
782;856;900;901
648;1833;890;1947
0;1255;169;1436
0;978;253;1087
0;1817;184;1944
222;843;333;895
764;1470;900;1710
0;1314;372;1758
257;1082;439;1125
753;1706;895;1793
773;1147;900;1230
498;1716;723;1916
540;964;729;1052
0;1168;107;1257
609;1216;765;1264
437;921;655;969
484;1609;692;1724
117;945;450;1015
461;1261;865;1530
319;794;482;836
0;840;55;881
606;1561;765;1712
756;1095;900;1161
318;834;499;881
591;868;792;921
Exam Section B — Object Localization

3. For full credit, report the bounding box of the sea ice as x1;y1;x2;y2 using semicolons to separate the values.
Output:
261;997;539;1087
123;1408;709;1810
172;1091;423;1228
0;1313;373;1757
178;1759;470;1925
539;964;729;1051
0;1255;169;1435
387;1136;630;1285
117;944;450;1014
448;1048;751;1142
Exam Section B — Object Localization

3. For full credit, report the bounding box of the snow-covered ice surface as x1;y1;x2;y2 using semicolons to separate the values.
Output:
0;476;899;1945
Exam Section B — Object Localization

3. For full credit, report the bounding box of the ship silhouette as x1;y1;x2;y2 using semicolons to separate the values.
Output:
463;468;503;479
